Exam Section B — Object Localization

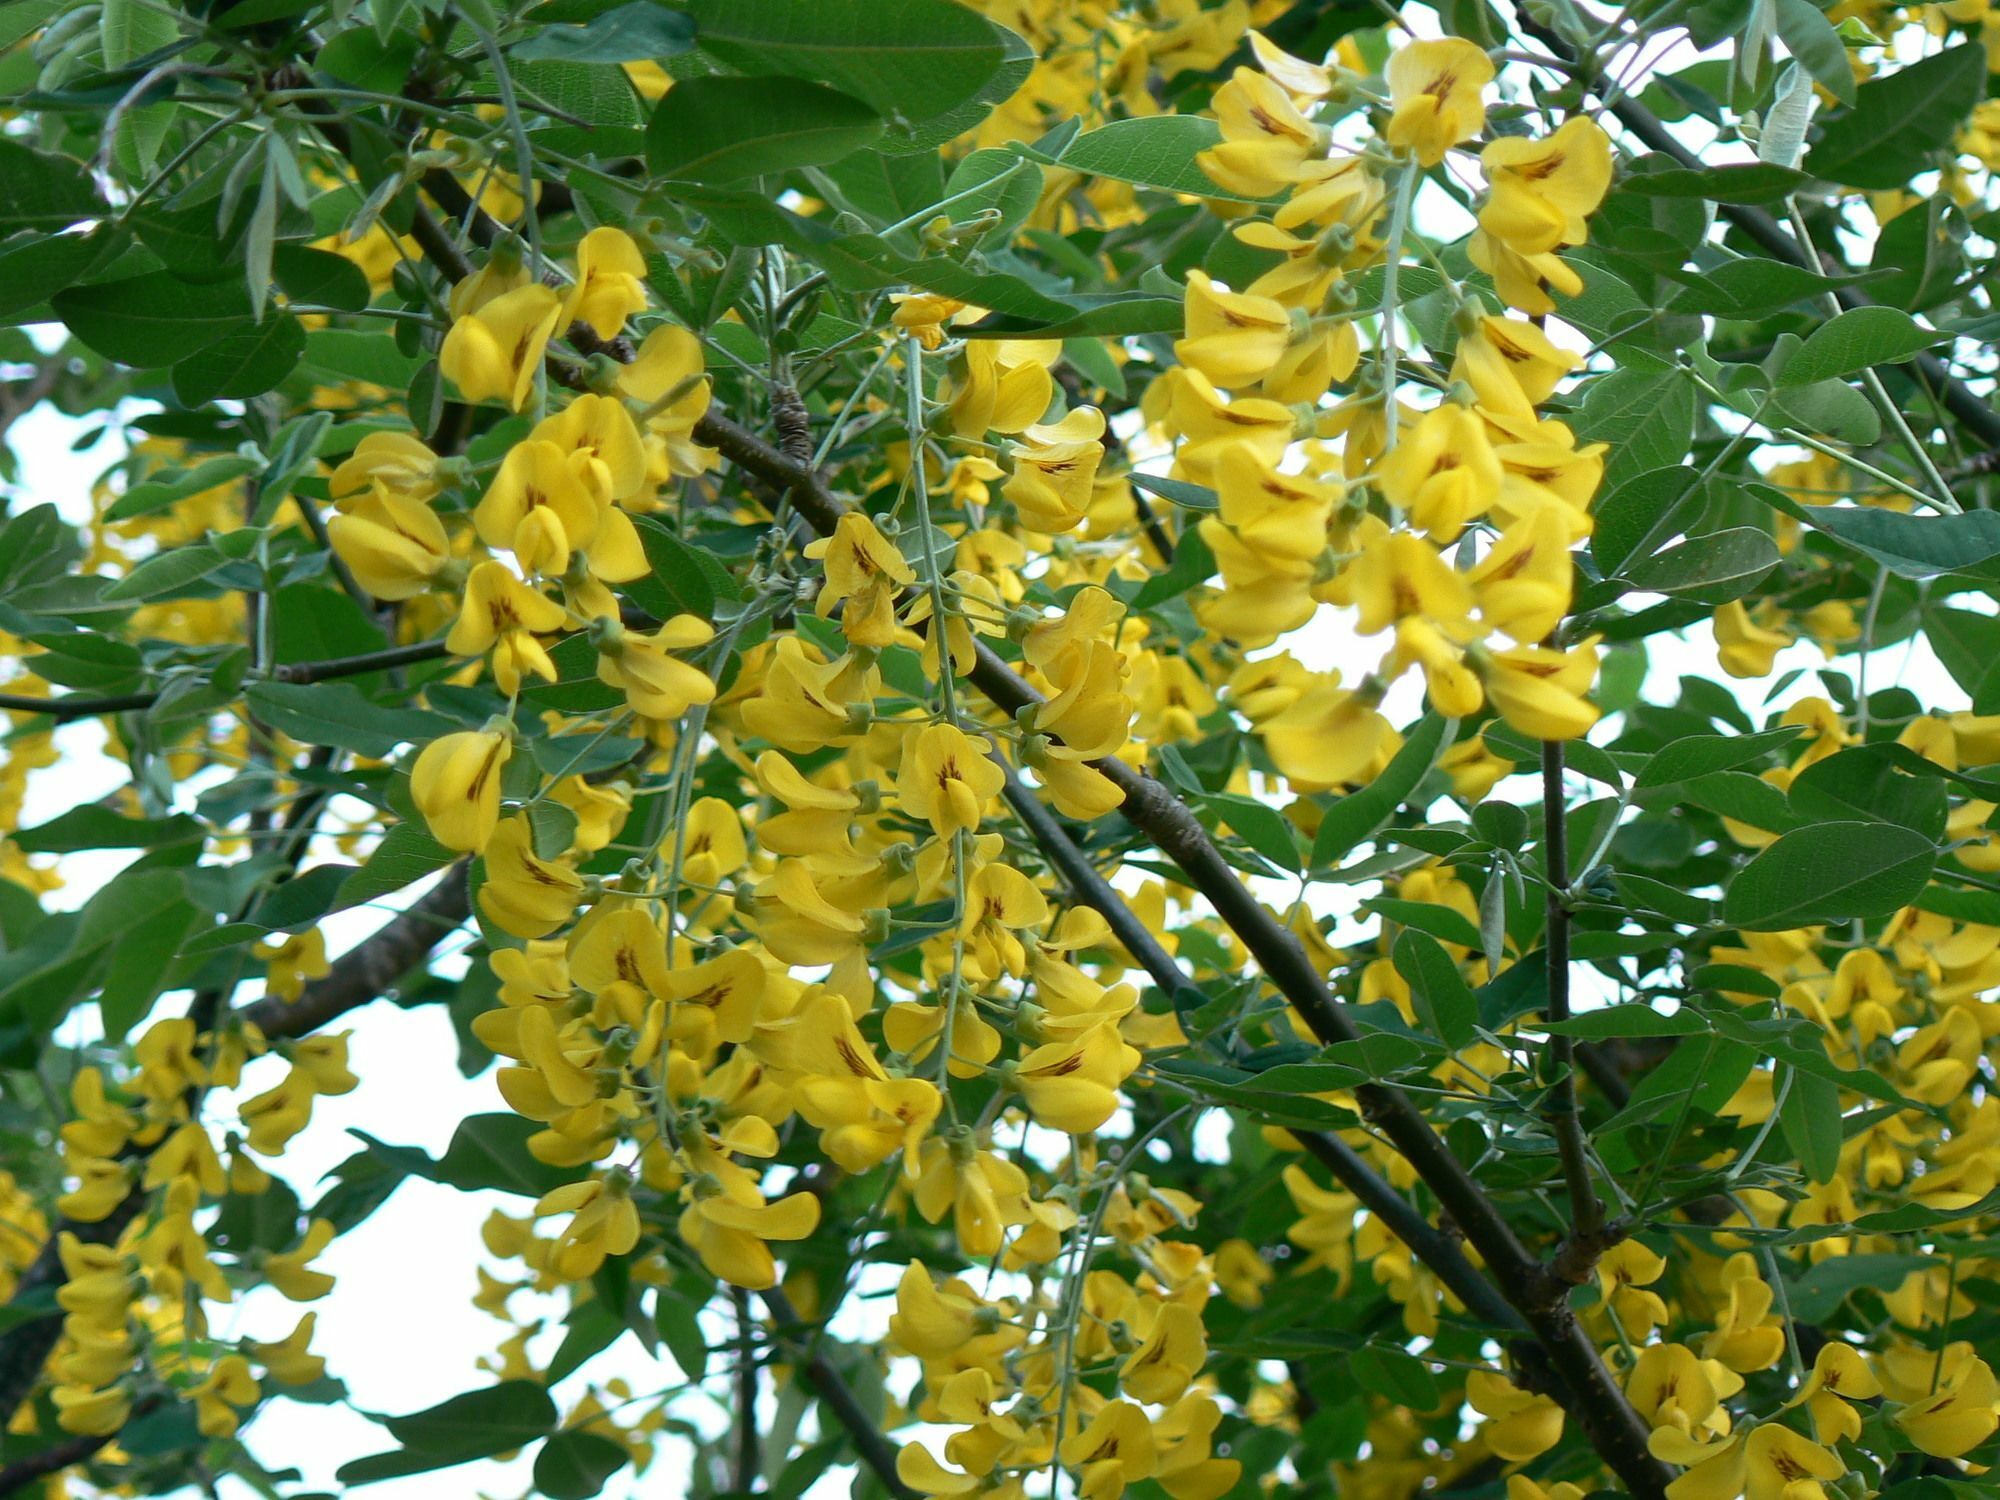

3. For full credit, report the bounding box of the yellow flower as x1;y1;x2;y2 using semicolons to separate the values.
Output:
896;723;1005;839
617;324;719;477
1478;117;1614;258
439;282;563;410
411;729;512;852
1198;66;1322;197
594;615;716;722
475;439;602;576
326;492;449;601
535;1175;642;1279
804;512;915;647
1175;270;1292;389
1479;638;1599;741
1120;1301;1207;1404
1385;38;1494;166
677;1177;820;1290
447;562;567;694
264;1218;337;1301
189;1353;260;1437
1261;675;1394;789
248;1312;326;1386
1743;1422;1843;1500
1375;403;1502;541
947;339;1060;437
478;815;583;939
1005;408;1107;533
563;226;648;339
261;927;329;1003
1060;1399;1157;1500
1012;1021;1138;1133
1466;1369;1563;1461
328;430;440;507
1716;600;1795;679
1892;1352;1999;1457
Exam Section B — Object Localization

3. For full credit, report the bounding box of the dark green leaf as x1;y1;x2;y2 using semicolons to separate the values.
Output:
171;310;306;403
0;139;102;233
646;76;883;183
1777;305;1938;386
514;0;694;61
1806;43;1985;189
53;272;255;366
245;682;453;758
1721;820;1936;929
1391;930;1476;1050
534;1432;630;1500
1623;526;1780;603
1311;715;1450;868
685;0;1006;123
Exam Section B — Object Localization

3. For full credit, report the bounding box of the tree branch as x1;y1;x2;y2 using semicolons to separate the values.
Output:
758;1287;916;1500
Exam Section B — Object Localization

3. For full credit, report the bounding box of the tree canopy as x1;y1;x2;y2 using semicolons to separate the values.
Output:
3;0;2000;1498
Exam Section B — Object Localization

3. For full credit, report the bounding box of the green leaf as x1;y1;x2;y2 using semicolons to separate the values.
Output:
1773;0;1855;105
272;244;372;312
1201;793;1300;874
1634;727;1803;795
1768;376;1880;446
101;541;230;602
1311;715;1450;868
1800;504;2000;580
1622;526;1781;603
105;454;263;522
1788;746;1948;839
1349;1346;1439;1408
12;807;201;855
1540;1007;1707;1038
1721;820;1936;929
1786;1253;1934;1320
0;140;102;233
1391;930;1476;1050
1121;525;1214;611
646;76;883;183
245;682;453;758
1805;43;1985;189
335;822;457;910
534;1432;630;1500
1620;161;1808;202
97;876;201;1041
338;1380;557;1484
1592;467;1713;577
1667;258;1888;320
435;1113;583;1196
514;0;694;61
53;272;255;367
685;0;1007;124
1128;471;1218;511
1778;1064;1841;1183
171;310;306;404
1577;367;1695;485
101;0;178;65
1060;115;1245;199
1777;305;1938;386
656;1288;709;1379
1928;605;2000;712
